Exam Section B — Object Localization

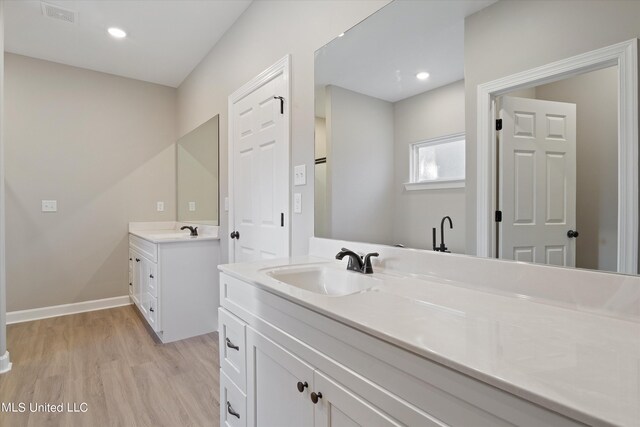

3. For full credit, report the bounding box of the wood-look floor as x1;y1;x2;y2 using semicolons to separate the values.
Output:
0;305;220;427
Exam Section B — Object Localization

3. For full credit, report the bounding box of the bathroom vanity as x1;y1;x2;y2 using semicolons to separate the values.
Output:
218;238;640;427
129;222;220;343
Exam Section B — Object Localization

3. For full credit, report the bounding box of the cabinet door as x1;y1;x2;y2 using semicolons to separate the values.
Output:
246;328;314;427
131;251;143;307
128;250;134;297
313;371;402;427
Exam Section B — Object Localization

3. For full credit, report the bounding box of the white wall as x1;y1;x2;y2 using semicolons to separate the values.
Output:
4;54;177;311
464;0;640;254
534;67;618;272
393;80;466;252
177;0;390;262
325;85;395;245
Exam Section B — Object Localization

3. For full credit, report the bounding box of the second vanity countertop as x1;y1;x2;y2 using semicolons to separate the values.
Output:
129;228;220;244
220;256;640;427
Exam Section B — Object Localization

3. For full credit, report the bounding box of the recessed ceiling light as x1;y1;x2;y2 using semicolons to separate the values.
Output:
107;27;127;39
338;32;345;38
416;72;430;80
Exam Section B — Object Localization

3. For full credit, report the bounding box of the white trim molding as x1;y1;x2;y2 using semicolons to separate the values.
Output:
0;351;11;374
6;295;132;325
227;55;291;262
404;179;465;191
476;39;639;274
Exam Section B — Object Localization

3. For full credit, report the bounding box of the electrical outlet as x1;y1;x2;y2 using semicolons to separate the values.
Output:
189;201;196;212
224;197;229;212
156;201;165;212
294;193;302;213
41;200;57;212
294;164;306;186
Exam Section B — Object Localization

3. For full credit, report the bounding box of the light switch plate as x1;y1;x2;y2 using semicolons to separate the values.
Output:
294;164;306;186
41;200;57;212
294;193;302;213
188;201;196;212
156;201;165;212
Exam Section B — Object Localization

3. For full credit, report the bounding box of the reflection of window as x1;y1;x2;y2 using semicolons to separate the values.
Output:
406;132;465;190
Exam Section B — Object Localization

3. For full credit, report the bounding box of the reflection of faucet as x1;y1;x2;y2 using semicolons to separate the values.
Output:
180;225;198;237
433;216;453;253
335;248;379;274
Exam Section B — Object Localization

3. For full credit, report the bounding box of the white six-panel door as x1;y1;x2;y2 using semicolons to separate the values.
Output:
229;57;290;262
499;96;577;267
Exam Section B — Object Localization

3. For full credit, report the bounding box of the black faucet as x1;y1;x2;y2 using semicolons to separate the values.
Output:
180;225;198;237
433;216;453;253
335;248;379;274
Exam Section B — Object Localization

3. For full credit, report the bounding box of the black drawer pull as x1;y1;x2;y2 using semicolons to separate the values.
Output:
226;338;239;351
227;401;240;419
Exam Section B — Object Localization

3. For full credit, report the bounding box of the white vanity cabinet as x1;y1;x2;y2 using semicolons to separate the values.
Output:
128;233;219;343
218;272;587;427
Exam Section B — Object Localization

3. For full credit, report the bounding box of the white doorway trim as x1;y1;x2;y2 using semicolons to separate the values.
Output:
227;55;291;262
476;39;638;274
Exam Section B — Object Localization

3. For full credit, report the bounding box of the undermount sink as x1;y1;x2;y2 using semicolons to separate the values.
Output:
147;231;194;240
265;264;379;296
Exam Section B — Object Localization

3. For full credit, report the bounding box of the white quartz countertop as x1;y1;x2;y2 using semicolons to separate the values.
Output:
129;229;219;243
219;256;640;427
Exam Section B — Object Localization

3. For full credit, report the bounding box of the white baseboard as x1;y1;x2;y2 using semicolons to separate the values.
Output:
0;351;11;374
6;295;132;325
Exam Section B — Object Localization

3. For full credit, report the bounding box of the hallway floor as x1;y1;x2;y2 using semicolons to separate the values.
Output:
0;305;220;426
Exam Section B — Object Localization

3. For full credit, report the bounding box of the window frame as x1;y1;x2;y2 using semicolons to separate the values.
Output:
406;132;466;191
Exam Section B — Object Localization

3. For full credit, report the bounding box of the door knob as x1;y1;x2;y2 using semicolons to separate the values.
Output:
310;392;322;404
567;230;580;238
230;231;240;239
296;381;308;393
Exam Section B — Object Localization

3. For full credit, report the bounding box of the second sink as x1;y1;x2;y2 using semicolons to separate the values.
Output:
265;264;379;296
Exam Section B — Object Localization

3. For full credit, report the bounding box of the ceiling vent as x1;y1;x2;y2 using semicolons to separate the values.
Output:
41;2;77;24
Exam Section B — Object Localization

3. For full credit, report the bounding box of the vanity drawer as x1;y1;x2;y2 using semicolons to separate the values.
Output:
220;371;247;427
129;234;158;263
219;308;247;392
145;293;160;332
147;262;158;297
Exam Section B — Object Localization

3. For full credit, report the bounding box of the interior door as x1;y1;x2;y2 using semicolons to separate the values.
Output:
499;96;577;266
246;328;314;427
230;69;289;262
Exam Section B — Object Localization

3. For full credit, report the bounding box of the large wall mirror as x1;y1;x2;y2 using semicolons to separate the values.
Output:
177;115;219;225
314;0;638;275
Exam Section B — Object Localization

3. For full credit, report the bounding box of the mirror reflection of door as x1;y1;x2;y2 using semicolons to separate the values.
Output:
499;96;577;267
497;66;618;272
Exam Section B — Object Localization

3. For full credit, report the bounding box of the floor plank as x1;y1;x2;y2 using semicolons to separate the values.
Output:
0;305;219;427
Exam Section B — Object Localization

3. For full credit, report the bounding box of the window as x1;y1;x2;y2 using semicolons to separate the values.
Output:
406;132;465;190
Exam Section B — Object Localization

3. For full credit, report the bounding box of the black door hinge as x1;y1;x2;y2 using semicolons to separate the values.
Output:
495;210;503;222
495;119;503;131
274;96;284;114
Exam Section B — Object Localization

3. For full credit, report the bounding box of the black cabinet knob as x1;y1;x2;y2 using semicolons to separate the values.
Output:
149;274;154;279
149;307;154;312
296;381;308;393
135;258;140;262
129;258;132;261
230;231;240;240
310;392;322;404
567;230;580;238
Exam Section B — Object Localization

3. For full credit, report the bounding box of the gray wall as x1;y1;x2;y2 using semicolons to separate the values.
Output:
4;54;177;311
464;0;640;254
0;0;7;360
177;0;390;262
393;80;466;252
325;85;394;245
535;67;618;272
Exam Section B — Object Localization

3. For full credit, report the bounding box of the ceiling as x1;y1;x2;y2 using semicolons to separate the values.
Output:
4;0;252;87
315;0;496;107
